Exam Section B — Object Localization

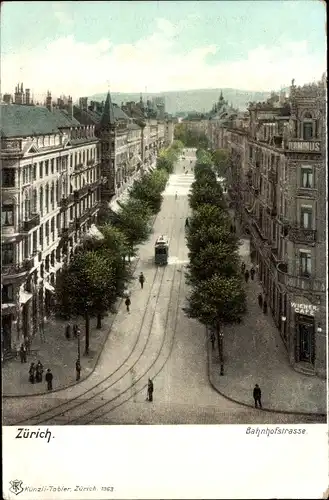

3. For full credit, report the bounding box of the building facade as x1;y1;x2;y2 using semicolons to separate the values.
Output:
1;92;102;356
223;78;327;378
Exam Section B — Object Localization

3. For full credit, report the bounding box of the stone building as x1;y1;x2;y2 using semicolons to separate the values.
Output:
223;78;327;378
1;90;102;356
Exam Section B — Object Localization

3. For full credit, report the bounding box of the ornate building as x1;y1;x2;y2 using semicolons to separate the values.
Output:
1;89;101;356
224;78;327;378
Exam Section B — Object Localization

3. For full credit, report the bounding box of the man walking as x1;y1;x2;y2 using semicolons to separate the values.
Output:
20;344;27;363
258;293;263;309
45;369;53;391
244;269;250;283
139;272;145;290
263;298;268;314
125;296;131;313
147;378;154;402
253;384;262;408
210;331;215;350
241;262;246;274
65;324;71;340
250;267;255;280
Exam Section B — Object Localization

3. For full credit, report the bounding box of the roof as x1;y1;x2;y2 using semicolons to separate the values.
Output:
0;104;60;137
51;109;81;127
73;96;130;128
100;92;115;127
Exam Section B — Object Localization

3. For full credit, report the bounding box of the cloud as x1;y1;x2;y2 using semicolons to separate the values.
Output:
52;2;73;26
1;20;325;100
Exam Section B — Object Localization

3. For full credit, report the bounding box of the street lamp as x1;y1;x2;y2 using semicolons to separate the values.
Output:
219;331;224;376
317;324;323;334
77;327;81;361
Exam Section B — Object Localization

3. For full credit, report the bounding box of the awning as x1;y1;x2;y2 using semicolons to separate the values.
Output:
110;189;131;213
19;290;33;304
44;281;55;293
2;303;16;311
88;224;104;241
109;199;121;214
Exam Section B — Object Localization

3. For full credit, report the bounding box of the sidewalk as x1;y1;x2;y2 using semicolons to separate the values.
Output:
3;257;139;398
208;227;326;416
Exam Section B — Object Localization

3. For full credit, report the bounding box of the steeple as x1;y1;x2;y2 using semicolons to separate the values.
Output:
100;91;115;127
219;90;224;101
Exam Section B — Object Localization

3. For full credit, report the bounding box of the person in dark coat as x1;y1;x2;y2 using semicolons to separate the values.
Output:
139;272;145;289
253;384;262;408
45;369;53;391
244;270;250;283
185;217;189;228
76;359;81;381
250;267;255;280
73;324;78;338
20;344;27;363
210;332;215;350
29;363;36;383
241;262;246;274
263;299;268;314
147;378;154;402
258;293;263;308
35;360;44;383
65;324;71;339
125;297;131;313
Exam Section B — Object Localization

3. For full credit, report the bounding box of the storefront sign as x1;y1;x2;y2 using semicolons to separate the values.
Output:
291;302;318;315
288;141;320;152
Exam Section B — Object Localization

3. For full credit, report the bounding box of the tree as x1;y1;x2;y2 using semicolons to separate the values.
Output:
186;274;246;374
187;223;238;259
56;252;117;355
171;139;184;152
129;168;169;214
157;148;175;174
212;149;229;177
188;182;226;211
115;198;152;257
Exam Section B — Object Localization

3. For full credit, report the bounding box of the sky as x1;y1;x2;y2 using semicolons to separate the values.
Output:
1;1;326;100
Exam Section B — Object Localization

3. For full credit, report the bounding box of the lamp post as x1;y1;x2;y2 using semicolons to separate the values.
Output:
317;324;322;334
77;327;81;361
216;321;224;376
281;316;287;339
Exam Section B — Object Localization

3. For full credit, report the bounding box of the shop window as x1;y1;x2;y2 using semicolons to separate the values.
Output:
2;284;13;303
303;121;313;140
51;159;54;174
2;169;15;187
300;206;313;229
2;204;14;226
39;161;43;178
2;243;14;265
300;167;313;188
299;251;312;277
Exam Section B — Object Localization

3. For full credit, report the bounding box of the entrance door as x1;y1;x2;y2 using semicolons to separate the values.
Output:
2;315;12;352
298;316;315;364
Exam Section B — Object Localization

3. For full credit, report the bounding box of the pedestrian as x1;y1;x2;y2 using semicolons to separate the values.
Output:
65;324;71;339
263;299;268;315
73;324;78;338
147;378;154;402
139;272;145;289
29;363;36;384
45;369;53;391
258;293;263;309
35;360;44;383
185;217;189;228
244;269;250;283
76;359;81;381
241;262;246;274
19;344;27;363
253;384;262;408
125;296;131;313
175;191;178;200
230;224;233;233
210;331;215;350
24;336;31;355
250;267;255;281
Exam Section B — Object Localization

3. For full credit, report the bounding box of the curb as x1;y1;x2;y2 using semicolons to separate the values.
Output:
207;339;326;419
4;211;161;399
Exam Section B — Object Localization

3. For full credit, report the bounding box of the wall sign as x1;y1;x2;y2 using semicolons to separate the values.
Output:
291;302;319;315
288;141;320;152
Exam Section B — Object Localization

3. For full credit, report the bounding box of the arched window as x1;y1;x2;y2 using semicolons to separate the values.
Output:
45;184;49;211
32;189;37;212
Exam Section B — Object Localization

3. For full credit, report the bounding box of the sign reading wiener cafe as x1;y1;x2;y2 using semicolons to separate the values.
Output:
291;302;319;315
288;141;320;152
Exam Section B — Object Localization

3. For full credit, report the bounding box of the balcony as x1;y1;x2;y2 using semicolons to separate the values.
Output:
1;139;23;156
276;262;325;292
74;162;84;171
87;159;95;166
289;226;316;244
21;213;40;232
2;257;35;277
268;169;277;183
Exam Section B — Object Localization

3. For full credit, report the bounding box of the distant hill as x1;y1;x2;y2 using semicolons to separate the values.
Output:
88;88;278;114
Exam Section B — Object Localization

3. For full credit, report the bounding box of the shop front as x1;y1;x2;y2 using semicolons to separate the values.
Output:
290;298;318;373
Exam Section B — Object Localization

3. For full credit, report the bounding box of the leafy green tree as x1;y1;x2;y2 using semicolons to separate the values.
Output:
56;252;117;355
186;274;246;373
187;223;238;257
115;198;152;257
157;148;175;174
188;182;226;211
171;139;184;152
212;149;229;177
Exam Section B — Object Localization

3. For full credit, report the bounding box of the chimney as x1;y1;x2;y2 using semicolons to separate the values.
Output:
46;91;52;111
68;96;73;119
3;94;12;104
14;85;23;105
25;89;31;105
21;82;23;93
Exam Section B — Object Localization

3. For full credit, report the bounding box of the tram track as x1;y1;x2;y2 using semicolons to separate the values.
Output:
15;210;185;426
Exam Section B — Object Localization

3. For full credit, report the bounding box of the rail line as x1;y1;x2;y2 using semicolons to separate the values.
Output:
16;212;183;426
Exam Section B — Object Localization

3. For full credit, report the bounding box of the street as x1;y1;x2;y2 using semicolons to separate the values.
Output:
3;150;318;426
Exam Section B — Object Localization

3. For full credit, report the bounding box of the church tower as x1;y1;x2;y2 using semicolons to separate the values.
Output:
98;91;117;201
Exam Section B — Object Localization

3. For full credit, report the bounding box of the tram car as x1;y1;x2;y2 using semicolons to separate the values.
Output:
154;235;169;265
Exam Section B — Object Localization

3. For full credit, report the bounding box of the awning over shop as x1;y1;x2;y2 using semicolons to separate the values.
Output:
109;189;131;213
2;302;16;311
88;224;104;241
19;290;33;304
109;199;121;214
44;281;55;293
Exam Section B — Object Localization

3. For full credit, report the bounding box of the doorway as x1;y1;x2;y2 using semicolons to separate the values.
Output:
297;314;315;364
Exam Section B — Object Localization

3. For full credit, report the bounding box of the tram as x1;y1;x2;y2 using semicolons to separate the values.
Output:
154;235;169;265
